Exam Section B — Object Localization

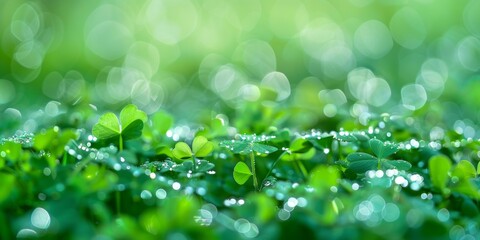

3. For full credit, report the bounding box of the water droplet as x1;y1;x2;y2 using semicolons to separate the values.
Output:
172;182;181;190
43;168;51;176
16;229;37;238
352;183;360;190
113;163;121;171
234;219;251;233
277;209;290;221
375;170;384;178
140;190;152;199
31;207;51;229
38;193;46;201
155;189;167;199
437;208;450;222
196;187;206;196
382;203;400;222
287;197;298;208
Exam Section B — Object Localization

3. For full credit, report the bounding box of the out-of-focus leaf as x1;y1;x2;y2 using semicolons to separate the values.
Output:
233;162;252;185
429;155;452;192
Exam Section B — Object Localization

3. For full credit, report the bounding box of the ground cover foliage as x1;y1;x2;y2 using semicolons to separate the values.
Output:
1;103;480;240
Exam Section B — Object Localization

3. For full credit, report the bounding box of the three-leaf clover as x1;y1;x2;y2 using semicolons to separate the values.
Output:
347;139;412;173
172;136;214;174
92;104;147;151
220;134;278;190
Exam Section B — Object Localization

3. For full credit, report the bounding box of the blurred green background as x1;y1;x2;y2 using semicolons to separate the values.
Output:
1;0;480;134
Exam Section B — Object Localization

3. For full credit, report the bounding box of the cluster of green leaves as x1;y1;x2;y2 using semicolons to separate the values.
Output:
1;104;480;239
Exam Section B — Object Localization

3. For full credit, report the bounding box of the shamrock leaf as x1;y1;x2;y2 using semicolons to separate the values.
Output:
233;162;252;185
92;104;147;150
192;136;214;157
172;142;193;160
383;160;412;171
347;152;378;173
429;155;451;192
369;139;397;159
172;136;213;160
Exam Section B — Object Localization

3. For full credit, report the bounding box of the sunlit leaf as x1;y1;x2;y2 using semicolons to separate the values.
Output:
0;173;15;203
192;136;213;157
119;104;148;130
452;160;477;179
429;155;452;192
150;110;174;135
289;138;313;153
172;142;192;160
233;162;252;185
92;112;120;140
309;165;340;190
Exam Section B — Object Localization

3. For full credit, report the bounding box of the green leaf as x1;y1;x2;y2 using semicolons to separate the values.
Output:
478;162;480;175
0;142;22;162
92;112;120;140
33;129;56;151
309;135;334;150
173;161;193;173
119;104;147;130
384;160;412;171
121;119;144;141
252;143;277;154
196;159;215;172
233;162;252;185
336;134;357;142
352;133;370;142
452;160;477;179
429;155;452;192
172;142;193;160
150;110;173;135
369;139;397;159
192;136;213;157
347;152;378;173
452;179;480;199
92;105;147;149
289;138;313;153
309;166;340;190
282;148;315;161
231;142;251;154
0;173;15;204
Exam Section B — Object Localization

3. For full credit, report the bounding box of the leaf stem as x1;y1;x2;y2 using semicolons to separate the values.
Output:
296;160;308;179
192;154;196;174
250;151;258;191
62;151;67;166
119;135;123;151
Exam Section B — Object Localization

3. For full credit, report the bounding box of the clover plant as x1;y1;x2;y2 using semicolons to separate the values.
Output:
220;134;278;191
172;136;214;174
92;104;147;151
346;138;412;173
